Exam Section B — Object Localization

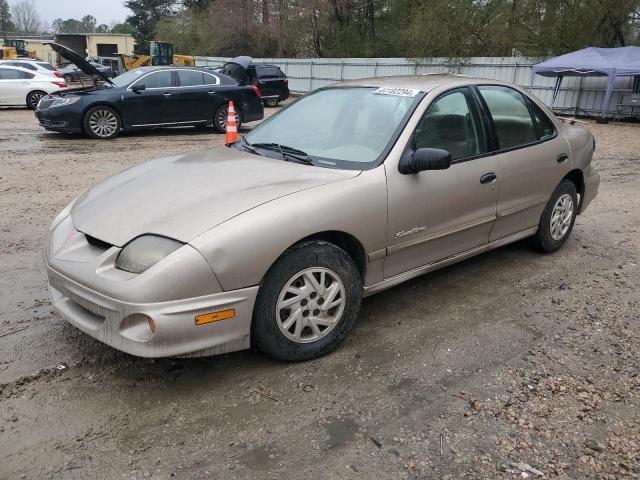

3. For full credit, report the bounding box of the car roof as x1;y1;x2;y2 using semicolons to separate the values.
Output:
134;66;218;72
331;74;504;92
0;58;47;63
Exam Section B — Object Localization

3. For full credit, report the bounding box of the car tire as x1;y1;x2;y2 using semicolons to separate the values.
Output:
252;241;362;362
26;90;46;110
83;106;122;140
264;98;279;107
530;179;578;253
63;73;73;83
213;103;241;134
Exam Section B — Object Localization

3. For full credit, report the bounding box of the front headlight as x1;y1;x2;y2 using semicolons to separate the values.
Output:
49;96;81;108
115;235;184;274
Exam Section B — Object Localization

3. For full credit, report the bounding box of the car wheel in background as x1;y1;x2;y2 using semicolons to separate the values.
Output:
531;179;578;253
264;98;279;107
83;106;122;140
213;103;241;133
26;90;46;110
63;73;73;83
252;241;362;362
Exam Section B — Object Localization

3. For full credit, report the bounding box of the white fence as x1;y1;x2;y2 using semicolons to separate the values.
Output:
195;56;637;116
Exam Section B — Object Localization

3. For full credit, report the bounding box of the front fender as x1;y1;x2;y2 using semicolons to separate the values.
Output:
189;167;388;291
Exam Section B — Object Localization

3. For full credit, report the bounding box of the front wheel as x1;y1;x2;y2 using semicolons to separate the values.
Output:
26;90;46;110
252;241;362;361
213;103;241;134
83;106;122;140
531;179;578;253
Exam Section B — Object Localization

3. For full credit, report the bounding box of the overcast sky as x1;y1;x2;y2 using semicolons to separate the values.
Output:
12;0;130;26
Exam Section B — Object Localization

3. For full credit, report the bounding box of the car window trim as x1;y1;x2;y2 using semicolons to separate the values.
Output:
471;84;558;156
127;69;176;91
405;86;490;166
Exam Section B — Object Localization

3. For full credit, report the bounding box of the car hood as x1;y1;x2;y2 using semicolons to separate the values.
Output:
71;147;360;247
45;41;113;85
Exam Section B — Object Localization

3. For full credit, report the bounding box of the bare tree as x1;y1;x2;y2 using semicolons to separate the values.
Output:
12;0;43;33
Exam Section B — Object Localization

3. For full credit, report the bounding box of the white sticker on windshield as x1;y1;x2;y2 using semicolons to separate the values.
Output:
374;87;420;97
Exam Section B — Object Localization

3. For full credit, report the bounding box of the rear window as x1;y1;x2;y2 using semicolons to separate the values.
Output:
37;62;56;71
257;66;283;78
11;62;36;70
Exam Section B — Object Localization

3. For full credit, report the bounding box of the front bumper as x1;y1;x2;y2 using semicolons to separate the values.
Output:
47;263;257;358
36;108;82;133
45;209;258;358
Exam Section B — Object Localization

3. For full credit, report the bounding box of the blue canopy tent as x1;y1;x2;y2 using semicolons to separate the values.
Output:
530;46;640;117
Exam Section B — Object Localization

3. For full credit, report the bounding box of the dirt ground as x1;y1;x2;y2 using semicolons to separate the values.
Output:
0;105;638;480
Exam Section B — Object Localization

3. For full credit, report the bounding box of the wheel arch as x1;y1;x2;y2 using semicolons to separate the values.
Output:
283;230;367;282
562;169;585;211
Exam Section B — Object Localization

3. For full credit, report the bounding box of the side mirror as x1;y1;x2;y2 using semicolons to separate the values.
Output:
131;83;146;93
399;148;452;174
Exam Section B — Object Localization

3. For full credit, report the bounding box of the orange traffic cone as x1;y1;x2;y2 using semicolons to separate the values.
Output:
225;100;239;144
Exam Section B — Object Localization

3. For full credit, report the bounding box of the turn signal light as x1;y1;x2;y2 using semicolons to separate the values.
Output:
251;85;261;97
195;309;235;325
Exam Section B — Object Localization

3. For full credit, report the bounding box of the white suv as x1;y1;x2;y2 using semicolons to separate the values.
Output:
0;59;61;78
0;65;67;109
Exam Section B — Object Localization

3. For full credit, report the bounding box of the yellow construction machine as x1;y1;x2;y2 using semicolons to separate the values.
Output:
0;46;18;60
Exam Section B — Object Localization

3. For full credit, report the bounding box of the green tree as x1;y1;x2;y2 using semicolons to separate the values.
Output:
0;0;14;33
124;0;177;53
110;22;136;34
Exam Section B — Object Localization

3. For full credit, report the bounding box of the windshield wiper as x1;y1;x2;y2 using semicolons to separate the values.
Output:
236;136;259;155
250;142;314;165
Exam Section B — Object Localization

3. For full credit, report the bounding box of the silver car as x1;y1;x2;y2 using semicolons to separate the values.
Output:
45;75;600;361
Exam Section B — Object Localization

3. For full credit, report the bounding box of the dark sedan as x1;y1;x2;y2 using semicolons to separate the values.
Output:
36;43;264;139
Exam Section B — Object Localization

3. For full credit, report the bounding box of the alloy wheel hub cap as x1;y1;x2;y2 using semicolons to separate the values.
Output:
276;267;346;344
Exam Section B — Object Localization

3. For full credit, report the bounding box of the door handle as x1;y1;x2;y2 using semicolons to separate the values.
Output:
557;153;569;163
163;92;172;97
480;172;497;184
208;91;215;95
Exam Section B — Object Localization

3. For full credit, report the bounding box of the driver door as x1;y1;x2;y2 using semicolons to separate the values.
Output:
123;70;177;127
384;87;499;278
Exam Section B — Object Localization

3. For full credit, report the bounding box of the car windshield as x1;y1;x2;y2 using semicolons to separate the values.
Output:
110;69;146;87
242;87;420;169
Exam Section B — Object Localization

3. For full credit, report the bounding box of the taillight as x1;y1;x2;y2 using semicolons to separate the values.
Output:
51;81;67;88
53;71;61;78
284;79;288;85
251;85;261;97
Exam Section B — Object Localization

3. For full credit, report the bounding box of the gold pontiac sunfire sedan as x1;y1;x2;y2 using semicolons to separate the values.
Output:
45;75;600;361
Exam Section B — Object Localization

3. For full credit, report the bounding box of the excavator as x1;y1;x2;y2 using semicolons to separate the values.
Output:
109;41;195;73
0;46;17;60
1;39;37;59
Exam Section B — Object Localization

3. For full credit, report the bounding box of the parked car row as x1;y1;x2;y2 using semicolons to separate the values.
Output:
0;43;291;140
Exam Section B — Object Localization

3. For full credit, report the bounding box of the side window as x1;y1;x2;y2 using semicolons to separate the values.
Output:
414;88;487;161
177;70;204;87
202;73;219;85
478;86;538;149
140;70;173;89
529;100;556;140
18;63;36;71
0;68;32;79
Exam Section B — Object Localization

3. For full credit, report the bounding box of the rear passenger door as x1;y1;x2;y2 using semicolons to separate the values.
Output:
474;85;571;241
174;69;214;123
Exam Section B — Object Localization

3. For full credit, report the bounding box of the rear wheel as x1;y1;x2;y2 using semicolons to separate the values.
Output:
531;179;578;253
252;241;362;361
63;73;73;83
26;90;46;110
213;103;241;134
83;106;121;140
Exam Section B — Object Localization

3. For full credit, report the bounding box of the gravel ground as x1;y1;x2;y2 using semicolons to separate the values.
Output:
0;106;638;480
